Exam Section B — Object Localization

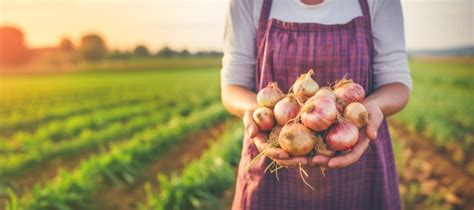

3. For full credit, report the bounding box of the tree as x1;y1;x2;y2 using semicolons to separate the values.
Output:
0;26;30;65
133;45;150;57
59;37;74;52
179;49;191;57
79;33;107;61
156;46;177;57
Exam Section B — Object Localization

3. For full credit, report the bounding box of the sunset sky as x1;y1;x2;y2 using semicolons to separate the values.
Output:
0;0;472;51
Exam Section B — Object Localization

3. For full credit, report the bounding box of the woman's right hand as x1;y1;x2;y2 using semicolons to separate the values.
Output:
244;110;312;167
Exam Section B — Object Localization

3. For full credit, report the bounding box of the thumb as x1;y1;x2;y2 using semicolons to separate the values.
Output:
366;110;383;141
243;110;259;138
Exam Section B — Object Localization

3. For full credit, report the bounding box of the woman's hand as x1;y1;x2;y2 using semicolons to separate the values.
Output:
325;101;384;168
244;110;314;167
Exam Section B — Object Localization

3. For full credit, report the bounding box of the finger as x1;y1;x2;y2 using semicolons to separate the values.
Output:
264;147;289;159
274;157;309;167
311;155;330;166
328;135;370;168
365;104;383;141
243;111;259;138
252;135;269;152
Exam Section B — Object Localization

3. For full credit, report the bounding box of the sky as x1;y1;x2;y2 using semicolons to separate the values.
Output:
0;0;472;51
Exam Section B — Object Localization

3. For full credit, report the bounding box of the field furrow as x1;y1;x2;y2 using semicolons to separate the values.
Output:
5;103;228;210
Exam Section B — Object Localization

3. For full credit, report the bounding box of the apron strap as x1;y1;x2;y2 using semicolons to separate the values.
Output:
258;0;273;30
359;0;374;91
358;0;372;34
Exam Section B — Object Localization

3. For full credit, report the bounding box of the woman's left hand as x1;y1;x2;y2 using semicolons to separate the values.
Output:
325;101;384;168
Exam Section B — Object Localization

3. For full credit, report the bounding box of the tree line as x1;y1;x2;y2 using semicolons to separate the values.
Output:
0;26;222;66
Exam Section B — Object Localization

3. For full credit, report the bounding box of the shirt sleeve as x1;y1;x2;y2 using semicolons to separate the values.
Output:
371;0;413;90
220;0;257;90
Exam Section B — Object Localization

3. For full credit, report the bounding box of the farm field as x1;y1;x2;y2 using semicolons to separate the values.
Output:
0;58;472;210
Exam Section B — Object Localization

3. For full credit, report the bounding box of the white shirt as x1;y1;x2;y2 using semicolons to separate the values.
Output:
221;0;413;90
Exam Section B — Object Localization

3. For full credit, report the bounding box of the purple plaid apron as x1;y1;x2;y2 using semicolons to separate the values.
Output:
231;0;401;209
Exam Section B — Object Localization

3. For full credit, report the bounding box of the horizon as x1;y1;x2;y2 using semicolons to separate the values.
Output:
0;0;472;51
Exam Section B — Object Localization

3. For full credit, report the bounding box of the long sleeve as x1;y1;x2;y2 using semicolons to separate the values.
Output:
371;0;413;89
221;0;257;90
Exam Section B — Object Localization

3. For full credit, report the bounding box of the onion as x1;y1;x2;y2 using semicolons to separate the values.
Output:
292;69;319;100
325;122;359;151
278;123;315;156
257;82;284;108
314;140;336;157
333;78;365;106
300;97;337;132
310;87;336;102
273;94;301;126
344;102;369;129
252;107;275;132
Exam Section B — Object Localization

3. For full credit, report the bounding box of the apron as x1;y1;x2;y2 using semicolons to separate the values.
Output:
232;0;401;209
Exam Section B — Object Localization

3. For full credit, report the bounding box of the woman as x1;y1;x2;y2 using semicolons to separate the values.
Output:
221;0;412;209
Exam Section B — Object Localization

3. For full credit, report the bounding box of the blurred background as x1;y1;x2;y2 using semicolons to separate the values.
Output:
0;0;472;210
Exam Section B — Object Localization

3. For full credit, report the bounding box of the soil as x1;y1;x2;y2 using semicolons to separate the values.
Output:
389;120;474;209
91;122;230;210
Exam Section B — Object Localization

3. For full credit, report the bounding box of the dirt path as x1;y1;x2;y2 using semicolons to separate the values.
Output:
389;121;474;209
91;121;230;210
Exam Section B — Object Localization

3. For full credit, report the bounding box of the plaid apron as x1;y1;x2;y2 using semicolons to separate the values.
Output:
232;0;401;209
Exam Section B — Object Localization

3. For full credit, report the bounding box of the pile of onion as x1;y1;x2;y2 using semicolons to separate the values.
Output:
248;70;370;189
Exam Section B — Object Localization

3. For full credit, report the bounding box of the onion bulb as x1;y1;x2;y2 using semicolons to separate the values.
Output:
310;87;336;102
301;97;337;132
273;94;301;125
292;69;320;100
325;122;359;151
257;82;284;108
333;78;365;106
252;107;275;132
278;123;316;156
344;102;369;129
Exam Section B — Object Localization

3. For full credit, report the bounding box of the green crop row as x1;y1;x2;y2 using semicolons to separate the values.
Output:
139;122;243;210
4;100;169;151
5;103;229;210
0;89;163;133
0;95;214;177
0;70;220;133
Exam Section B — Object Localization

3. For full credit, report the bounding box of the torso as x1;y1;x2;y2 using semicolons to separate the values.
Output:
231;0;402;209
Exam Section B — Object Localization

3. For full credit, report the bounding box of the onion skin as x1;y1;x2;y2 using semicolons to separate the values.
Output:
301;97;338;132
333;79;366;106
315;140;336;157
325;122;359;151
257;82;284;108
293;69;320;100
344;102;369;129
310;87;336;102
273;94;301;126
278;123;315;156
252;107;275;132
